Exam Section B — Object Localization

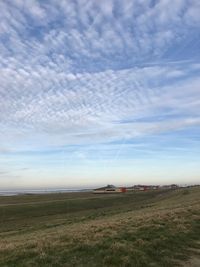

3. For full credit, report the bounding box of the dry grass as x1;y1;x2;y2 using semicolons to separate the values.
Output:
0;187;199;266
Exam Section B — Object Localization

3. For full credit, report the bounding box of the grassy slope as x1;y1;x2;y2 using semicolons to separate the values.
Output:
0;187;199;267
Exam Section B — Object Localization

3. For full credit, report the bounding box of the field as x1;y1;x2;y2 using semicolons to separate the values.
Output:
0;187;200;267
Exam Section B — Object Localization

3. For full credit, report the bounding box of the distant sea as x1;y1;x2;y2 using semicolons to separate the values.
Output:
0;188;92;196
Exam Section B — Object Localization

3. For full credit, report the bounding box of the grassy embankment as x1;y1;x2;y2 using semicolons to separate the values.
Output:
0;187;200;266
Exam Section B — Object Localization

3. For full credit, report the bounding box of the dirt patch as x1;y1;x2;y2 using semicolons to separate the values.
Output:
181;256;200;267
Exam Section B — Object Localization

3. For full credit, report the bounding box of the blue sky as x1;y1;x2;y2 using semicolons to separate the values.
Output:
0;0;200;189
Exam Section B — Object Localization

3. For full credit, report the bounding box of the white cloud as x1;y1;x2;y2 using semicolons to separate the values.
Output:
0;60;200;151
0;0;200;151
1;0;199;68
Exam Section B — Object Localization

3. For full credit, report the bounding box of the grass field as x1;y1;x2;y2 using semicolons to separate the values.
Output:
0;187;199;266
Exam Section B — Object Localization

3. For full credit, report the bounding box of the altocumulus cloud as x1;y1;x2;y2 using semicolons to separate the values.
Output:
0;0;200;187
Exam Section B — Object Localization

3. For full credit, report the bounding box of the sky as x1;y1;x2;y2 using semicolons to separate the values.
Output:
0;0;200;190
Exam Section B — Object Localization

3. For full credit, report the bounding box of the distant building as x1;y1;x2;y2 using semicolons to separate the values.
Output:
93;185;126;194
161;184;179;190
126;185;160;191
170;184;178;189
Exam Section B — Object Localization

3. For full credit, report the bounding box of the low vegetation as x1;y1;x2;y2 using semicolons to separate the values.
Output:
0;187;199;266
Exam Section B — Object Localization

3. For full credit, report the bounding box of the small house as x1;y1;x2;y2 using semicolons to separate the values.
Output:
93;185;126;194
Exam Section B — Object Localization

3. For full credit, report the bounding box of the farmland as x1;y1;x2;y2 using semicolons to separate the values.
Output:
0;187;199;267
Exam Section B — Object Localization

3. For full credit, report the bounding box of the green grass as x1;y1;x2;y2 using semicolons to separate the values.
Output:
0;187;199;266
